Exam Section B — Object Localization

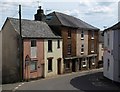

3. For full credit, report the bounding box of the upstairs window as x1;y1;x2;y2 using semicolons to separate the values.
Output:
91;40;94;53
48;40;52;52
67;43;71;55
57;40;60;48
81;44;84;53
107;33;110;47
81;31;84;39
31;40;36;47
68;30;71;38
91;31;94;39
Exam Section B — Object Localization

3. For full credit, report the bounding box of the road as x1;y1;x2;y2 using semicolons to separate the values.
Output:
2;68;120;91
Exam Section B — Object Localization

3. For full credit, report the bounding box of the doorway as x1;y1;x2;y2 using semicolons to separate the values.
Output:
72;60;76;72
57;59;61;74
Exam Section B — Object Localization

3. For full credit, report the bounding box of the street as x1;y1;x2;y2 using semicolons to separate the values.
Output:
2;68;120;91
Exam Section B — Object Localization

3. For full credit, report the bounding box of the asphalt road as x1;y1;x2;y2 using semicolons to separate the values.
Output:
2;68;120;92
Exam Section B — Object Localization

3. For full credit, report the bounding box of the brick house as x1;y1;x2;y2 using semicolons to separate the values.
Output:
36;11;100;73
2;17;63;83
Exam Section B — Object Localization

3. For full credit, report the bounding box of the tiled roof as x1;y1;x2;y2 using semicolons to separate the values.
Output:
8;17;61;38
46;12;99;30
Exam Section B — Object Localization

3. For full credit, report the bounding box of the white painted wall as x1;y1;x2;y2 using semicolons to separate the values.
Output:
113;30;120;82
103;30;114;80
44;39;63;77
104;30;120;82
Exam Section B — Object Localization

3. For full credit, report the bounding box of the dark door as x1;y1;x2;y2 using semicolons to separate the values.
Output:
57;59;61;74
72;60;75;72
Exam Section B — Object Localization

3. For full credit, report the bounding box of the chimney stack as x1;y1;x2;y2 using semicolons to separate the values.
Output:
34;6;45;21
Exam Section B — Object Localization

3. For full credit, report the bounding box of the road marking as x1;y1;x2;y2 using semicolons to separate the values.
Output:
18;84;21;87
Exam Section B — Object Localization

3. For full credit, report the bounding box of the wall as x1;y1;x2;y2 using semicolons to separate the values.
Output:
61;27;76;58
2;20;20;83
23;39;44;79
103;30;114;80
0;31;2;84
76;29;88;56
44;39;63;77
113;30;120;82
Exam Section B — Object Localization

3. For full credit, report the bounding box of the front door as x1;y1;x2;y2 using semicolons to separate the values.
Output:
57;59;61;74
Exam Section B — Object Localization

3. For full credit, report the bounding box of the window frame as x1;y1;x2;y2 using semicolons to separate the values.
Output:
48;40;52;52
81;31;84;40
31;39;36;47
30;60;37;72
57;40;60;48
48;58;53;72
68;30;71;38
67;43;72;55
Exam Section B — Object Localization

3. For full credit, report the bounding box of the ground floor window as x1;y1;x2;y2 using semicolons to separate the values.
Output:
48;58;52;72
30;60;37;72
82;58;87;67
92;57;95;65
66;60;70;69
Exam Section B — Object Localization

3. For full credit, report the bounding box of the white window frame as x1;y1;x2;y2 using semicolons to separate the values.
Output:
82;59;87;67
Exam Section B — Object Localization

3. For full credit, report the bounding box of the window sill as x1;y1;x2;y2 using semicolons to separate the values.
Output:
82;65;87;67
81;38;84;40
48;51;53;53
91;37;94;40
81;52;84;54
91;51;94;53
30;70;37;73
68;37;71;39
48;70;52;73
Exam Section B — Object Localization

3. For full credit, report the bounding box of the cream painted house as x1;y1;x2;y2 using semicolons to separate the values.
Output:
44;39;63;77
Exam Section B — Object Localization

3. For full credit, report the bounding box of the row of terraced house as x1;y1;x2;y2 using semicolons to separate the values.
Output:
1;7;103;83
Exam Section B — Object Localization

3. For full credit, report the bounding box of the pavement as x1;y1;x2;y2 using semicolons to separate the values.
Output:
1;68;120;91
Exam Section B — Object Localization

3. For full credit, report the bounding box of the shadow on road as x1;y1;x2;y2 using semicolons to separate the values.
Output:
70;72;120;91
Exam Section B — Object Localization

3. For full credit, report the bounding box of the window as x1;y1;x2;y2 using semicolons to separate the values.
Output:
66;61;70;69
67;43;71;55
107;33;110;47
107;59;110;71
91;31;94;39
92;57;95;65
31;40;36;47
82;58;87;67
68;30;71;38
81;44;84;53
57;40;60;48
31;39;37;58
48;40;52;52
81;31;84;39
91;40;94;53
48;58;52;72
30;61;37;71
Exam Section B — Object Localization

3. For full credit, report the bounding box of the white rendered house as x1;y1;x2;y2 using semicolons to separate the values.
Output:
103;22;120;82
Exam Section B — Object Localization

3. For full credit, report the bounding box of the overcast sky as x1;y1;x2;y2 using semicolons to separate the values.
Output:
0;0;120;30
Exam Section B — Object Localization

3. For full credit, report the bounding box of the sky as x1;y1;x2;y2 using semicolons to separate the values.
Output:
0;0;120;30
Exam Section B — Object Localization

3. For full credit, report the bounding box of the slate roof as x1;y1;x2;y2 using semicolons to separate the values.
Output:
8;17;61;38
104;22;120;31
46;12;99;30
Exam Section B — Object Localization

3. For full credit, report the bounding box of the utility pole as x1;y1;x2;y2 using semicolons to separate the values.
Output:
19;4;23;81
